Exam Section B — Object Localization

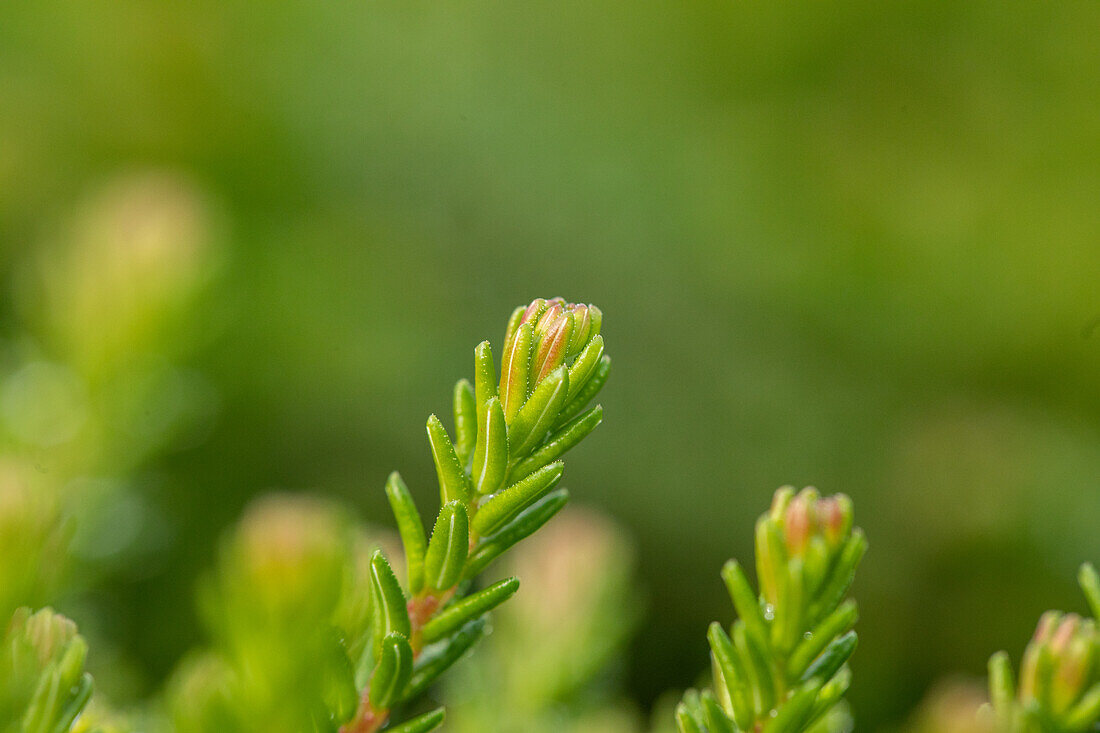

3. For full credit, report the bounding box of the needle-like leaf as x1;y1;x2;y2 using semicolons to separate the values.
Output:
988;651;1016;727
676;696;706;733
370;550;410;647
471;396;508;496
463;489;570;579
807;667;851;726
773;558;804;654
419;577;520;644
423;502;469;592
565;334;604;402
787;600;858;680
507;366;569;457
721;559;768;648
553;354;610;429
500;322;533;422
1080;563;1100;620
369;633;414;709
799;631;856;685
471;462;564;537
700;689;736;733
385;472;427;594
452;379;476;467
806;530;866;627
50;673;93;733
473;340;497;413
426;414;473;506
509;405;602;484
500;306;527;359
1065;684;1100;730
708;622;754;729
386;708;446;733
762;678;822;733
735;622;776;715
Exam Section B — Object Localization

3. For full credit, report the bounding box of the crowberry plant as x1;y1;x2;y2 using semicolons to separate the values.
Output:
987;564;1100;733
2;298;1098;733
675;487;866;733
338;297;609;732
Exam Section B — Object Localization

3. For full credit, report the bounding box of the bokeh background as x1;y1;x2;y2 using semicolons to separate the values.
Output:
2;1;1099;729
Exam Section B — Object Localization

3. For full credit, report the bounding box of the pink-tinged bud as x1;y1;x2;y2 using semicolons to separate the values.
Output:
1020;612;1061;701
1052;615;1081;654
1035;610;1062;644
534;302;564;338
817;498;840;537
533;310;573;382
522;298;550;325
3;606;90;712
0;463;67;609
819;494;853;550
773;487;854;567
509;507;631;626
230;494;351;616
502;298;604;401
8;606;79;668
1020;612;1100;715
499;322;533;420
784;493;815;557
1054;630;1094;711
904;681;993;733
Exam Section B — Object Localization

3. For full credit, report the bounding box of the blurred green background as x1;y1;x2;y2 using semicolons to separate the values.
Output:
2;1;1098;729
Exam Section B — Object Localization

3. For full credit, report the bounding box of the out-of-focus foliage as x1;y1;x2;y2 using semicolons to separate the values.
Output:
163;299;610;733
166;495;366;733
1;0;1099;728
444;507;642;733
0;466;68;620
1;607;93;733
0;170;218;700
986;565;1100;733
676;488;863;733
892;679;992;733
71;699;137;733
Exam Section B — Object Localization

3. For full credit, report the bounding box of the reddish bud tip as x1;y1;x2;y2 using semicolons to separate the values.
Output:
534;312;573;382
523;298;549;324
784;494;814;557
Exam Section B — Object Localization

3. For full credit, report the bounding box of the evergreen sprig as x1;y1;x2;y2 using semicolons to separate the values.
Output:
676;487;867;733
343;297;609;733
987;563;1100;733
1;607;94;733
